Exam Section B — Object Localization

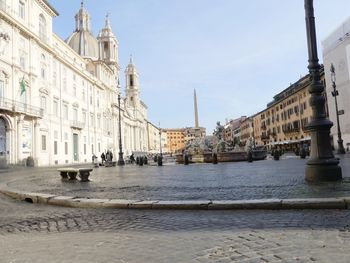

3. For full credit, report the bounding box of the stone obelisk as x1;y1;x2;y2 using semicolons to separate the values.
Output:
194;89;199;128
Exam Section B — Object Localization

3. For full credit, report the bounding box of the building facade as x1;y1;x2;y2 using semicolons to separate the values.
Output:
0;0;149;166
146;122;168;154
164;128;185;154
252;70;325;151
183;127;206;145
240;117;253;146
322;17;350;152
223;116;246;144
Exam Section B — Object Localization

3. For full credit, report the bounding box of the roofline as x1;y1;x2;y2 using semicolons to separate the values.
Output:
42;0;59;16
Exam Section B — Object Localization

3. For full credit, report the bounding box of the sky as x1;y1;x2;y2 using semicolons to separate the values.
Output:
49;0;350;133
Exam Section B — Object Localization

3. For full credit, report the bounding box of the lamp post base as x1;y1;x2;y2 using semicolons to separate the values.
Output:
118;152;125;166
305;164;342;182
337;139;346;154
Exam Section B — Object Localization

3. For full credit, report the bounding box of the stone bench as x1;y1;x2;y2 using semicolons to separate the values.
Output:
57;168;93;182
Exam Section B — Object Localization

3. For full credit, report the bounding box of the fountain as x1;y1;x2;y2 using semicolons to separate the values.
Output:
176;122;267;164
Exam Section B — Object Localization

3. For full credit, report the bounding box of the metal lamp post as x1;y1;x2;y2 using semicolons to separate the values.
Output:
158;122;163;166
117;93;125;165
304;0;342;181
330;63;346;154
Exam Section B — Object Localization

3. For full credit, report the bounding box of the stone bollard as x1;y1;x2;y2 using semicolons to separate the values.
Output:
157;155;163;166
184;154;189;165
212;153;218;164
273;150;280;161
247;151;253;163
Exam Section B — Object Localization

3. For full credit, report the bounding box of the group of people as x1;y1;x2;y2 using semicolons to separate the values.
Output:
129;153;148;165
91;150;114;165
101;150;113;165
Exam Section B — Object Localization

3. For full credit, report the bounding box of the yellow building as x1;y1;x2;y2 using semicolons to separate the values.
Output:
164;129;185;153
240;117;253;146
252;68;326;152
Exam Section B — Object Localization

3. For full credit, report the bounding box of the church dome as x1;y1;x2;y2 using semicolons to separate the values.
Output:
66;1;99;60
66;30;99;59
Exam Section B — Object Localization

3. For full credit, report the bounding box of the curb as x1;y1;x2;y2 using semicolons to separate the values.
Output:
0;183;348;210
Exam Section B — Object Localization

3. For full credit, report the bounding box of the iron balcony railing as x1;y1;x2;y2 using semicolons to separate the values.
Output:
0;97;44;118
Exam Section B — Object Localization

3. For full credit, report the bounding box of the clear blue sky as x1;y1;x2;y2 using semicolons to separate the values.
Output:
49;0;350;133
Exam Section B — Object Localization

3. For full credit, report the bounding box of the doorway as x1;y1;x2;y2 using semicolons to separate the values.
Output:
73;133;79;162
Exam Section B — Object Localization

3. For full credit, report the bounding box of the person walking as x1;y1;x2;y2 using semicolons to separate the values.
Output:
101;152;106;165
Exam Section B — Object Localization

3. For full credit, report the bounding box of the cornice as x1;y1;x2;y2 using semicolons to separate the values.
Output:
35;0;59;17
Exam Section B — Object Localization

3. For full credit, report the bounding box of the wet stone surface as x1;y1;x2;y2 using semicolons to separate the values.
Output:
2;154;350;201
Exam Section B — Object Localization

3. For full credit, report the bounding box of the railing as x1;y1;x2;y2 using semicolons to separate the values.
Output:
0;97;44;117
283;127;300;134
70;120;85;130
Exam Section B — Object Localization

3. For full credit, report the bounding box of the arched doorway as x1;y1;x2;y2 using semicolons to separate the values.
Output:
0;117;7;168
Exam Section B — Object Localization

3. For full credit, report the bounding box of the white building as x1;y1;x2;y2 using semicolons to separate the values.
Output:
322;17;350;151
0;0;149;166
146;122;168;154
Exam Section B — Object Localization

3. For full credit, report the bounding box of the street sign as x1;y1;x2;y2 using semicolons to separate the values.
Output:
338;110;345;115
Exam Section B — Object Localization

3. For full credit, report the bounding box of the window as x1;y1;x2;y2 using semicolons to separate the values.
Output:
82;111;86;123
73;108;78;121
0;80;4;99
53;100;58;117
40;54;46;80
129;75;134;86
19;1;25;20
84;136;87;155
65;142;68;155
40;96;46;111
41;135;46;151
19;55;26;70
73;84;77;97
63;104;68;120
53;72;57;87
90;114;94;126
39;14;46;41
54;141;58;155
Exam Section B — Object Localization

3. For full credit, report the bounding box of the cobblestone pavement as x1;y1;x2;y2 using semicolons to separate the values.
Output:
1;194;350;262
2;154;350;201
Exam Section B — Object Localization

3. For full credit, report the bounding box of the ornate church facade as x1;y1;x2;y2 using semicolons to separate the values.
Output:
0;0;150;166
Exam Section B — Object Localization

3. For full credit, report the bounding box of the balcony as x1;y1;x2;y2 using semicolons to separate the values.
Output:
283;127;300;134
70;120;85;130
261;134;269;140
0;98;43;118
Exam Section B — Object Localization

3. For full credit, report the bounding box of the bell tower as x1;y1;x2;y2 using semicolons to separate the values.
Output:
125;56;140;108
97;13;120;71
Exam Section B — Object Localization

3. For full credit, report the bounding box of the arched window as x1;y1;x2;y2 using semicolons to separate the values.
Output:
39;14;46;41
40;54;46;80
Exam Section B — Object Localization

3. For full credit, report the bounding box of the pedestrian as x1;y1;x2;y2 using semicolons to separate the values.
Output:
130;153;135;163
106;151;110;164
92;154;97;164
101;152;106;165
